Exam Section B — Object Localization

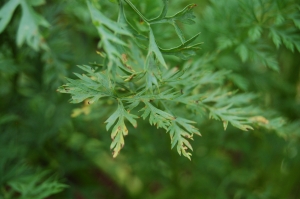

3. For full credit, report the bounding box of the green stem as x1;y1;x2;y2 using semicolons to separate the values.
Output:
123;0;149;23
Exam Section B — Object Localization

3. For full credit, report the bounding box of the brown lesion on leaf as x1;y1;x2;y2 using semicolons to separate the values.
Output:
189;4;197;8
250;116;269;124
121;54;128;63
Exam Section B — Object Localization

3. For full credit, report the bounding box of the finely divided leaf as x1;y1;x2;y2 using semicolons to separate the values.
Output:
147;1;200;59
105;101;138;158
87;1;132;61
168;117;200;160
57;65;113;104
139;101;200;160
140;101;174;130
168;4;197;25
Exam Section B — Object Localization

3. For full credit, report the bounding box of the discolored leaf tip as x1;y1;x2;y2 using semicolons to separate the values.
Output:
112;150;119;158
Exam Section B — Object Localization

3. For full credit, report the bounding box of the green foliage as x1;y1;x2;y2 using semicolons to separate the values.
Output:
0;0;49;50
1;0;300;198
59;0;280;160
6;171;67;199
0;141;67;199
87;1;131;65
105;100;138;158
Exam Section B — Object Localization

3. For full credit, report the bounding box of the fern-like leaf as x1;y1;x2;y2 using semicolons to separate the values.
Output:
105;101;138;158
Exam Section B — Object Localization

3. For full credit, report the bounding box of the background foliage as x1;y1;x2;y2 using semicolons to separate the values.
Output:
1;0;300;198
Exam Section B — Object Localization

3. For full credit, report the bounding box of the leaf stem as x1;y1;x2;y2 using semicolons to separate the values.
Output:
123;0;149;23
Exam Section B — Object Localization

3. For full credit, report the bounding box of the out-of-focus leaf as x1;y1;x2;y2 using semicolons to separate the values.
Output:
8;170;67;199
0;0;19;33
16;1;49;51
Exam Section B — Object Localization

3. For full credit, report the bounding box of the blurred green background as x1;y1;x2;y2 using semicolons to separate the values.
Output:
1;0;300;198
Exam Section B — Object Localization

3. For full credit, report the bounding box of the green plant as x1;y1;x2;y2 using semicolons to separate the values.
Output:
1;0;300;198
57;0;288;160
